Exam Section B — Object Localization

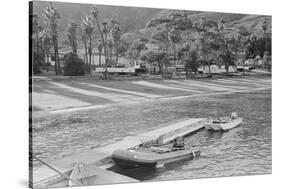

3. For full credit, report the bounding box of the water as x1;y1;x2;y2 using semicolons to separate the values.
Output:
32;89;271;180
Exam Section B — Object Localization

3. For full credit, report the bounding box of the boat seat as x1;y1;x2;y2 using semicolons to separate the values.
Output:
150;146;171;153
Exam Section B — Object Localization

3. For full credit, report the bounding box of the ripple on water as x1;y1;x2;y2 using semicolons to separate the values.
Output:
32;90;271;179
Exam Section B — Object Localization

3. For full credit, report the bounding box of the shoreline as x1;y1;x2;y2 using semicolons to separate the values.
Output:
31;69;271;82
32;87;271;119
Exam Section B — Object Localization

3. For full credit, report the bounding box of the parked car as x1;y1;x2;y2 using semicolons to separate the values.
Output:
245;59;255;70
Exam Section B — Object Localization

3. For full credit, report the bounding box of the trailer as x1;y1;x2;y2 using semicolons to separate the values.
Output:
95;66;147;75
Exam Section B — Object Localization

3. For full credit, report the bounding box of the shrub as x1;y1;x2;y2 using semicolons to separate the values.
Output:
32;52;43;74
246;36;271;59
63;53;85;76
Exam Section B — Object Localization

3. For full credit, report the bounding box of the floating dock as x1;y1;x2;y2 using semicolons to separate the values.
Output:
32;118;207;188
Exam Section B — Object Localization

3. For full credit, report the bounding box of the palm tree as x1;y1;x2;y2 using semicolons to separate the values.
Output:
82;16;94;73
236;27;250;75
110;21;121;65
32;13;42;74
91;6;109;67
97;40;103;66
102;21;110;65
168;27;182;66
197;17;211;75
42;2;61;74
217;18;230;73
32;14;40;55
67;22;78;54
108;39;113;63
40;29;52;71
81;32;89;66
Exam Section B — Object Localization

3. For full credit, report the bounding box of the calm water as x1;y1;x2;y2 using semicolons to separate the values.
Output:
32;89;271;180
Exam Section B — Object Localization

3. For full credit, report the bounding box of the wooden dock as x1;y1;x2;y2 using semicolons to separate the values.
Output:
32;118;207;188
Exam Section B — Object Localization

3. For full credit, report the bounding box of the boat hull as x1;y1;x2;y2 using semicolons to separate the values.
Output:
205;117;243;131
112;149;200;169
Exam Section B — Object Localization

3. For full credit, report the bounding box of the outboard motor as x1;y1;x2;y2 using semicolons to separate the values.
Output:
230;112;238;119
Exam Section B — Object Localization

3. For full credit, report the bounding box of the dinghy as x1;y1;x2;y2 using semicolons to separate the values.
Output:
205;112;243;131
112;142;200;169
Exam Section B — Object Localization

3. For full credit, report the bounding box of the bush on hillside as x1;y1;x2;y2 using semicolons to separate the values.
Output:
63;53;85;76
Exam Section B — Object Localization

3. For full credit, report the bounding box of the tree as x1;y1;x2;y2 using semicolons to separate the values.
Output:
228;26;251;75
67;22;78;54
117;40;129;57
64;22;86;75
63;53;85;76
219;47;235;73
91;6;109;67
181;10;193;30
261;19;268;36
196;17;213;74
246;35;271;59
81;32;89;67
32;14;40;56
146;16;171;28
188;49;199;75
102;21;110;65
146;12;196;74
141;50;169;74
108;39;114;63
146;12;192;31
82;15;94;73
152;28;170;51
97;40;103;66
129;40;147;61
212;18;236;73
32;13;42;74
40;29;52;72
178;43;191;76
168;28;182;65
42;2;61;75
110;21;121;65
260;19;271;71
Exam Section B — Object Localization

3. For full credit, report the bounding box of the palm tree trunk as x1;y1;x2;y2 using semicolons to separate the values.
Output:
46;53;49;72
55;38;61;74
94;18;108;80
92;50;94;70
88;36;92;74
95;18;107;65
99;51;101;66
84;42;88;68
42;45;46;70
52;37;57;74
104;35;109;66
36;31;39;55
115;43;119;65
243;59;245;75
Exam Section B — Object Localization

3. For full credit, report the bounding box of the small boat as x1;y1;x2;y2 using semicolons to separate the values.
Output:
205;112;243;131
112;143;200;169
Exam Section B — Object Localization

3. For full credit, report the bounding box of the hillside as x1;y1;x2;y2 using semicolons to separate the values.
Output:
33;1;160;46
121;11;271;45
33;1;160;33
33;1;271;49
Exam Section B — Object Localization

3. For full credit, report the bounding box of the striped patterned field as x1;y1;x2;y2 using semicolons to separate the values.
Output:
32;76;271;114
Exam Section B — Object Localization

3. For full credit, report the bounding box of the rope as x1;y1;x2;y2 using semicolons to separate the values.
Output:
32;155;82;186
